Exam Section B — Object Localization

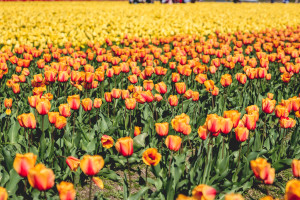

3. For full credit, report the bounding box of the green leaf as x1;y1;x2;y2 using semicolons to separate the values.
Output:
5;169;22;195
273;159;293;171
133;132;148;150
8;119;20;144
128;187;149;200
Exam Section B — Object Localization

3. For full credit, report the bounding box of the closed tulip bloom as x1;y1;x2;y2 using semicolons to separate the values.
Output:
192;184;217;200
128;75;138;84
34;74;43;83
17;113;37;129
27;163;55;191
12;83;20;94
220;117;233;134
67;95;80;110
220;74;232;87
236;73;247;84
85;72;94;83
192;91;199;101
57;181;76;200
223;110;241;128
285;180;300;200
280;99;292;113
275;105;289;118
101;135;114;149
55;116;67;129
280;117;296;129
195;73;207;84
111;88;121;99
290;96;300;112
225;193;244;200
265;74;271;80
154;94;163;102
80;155;104;176
36;99;51;115
0;187;8;200
155;82;167;94
13;153;37;177
198;125;209;140
172;73;180;82
104;92;112;103
142;148;161;166
93;98;102;108
242;114;256;130
143;80;154;91
168;95;178;107
267;93;274;100
58;71;69;82
59;104;71;118
4;98;12;108
134;126;142;136
115;137;134;157
211;86;219;96
125;98;136;110
44;69;57;83
155;122;169;137
106;68;114;78
207;115;221;133
139;90;154;103
235;127;249;142
5;109;11;115
281;72;292;83
204;80;215;92
250;158;275;184
292;159;300;178
92;177;104;189
184;89;193;99
121;90;130;100
81;98;93;111
175;82;186;94
262;98;276;114
66;156;80;171
165;135;182;152
245;105;259;113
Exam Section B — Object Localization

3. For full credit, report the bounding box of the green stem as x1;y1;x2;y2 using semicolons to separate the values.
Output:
127;157;131;193
168;151;173;177
88;176;93;200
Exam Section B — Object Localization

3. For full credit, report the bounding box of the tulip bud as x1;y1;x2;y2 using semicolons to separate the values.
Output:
115;137;134;157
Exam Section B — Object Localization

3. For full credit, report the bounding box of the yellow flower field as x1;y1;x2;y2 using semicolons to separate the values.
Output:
0;2;300;48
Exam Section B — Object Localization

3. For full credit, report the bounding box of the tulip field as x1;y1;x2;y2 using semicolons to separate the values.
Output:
1;2;300;200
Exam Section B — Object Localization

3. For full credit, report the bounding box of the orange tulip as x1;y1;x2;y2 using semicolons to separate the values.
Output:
259;196;275;200
48;112;59;124
5;109;11;115
195;73;207;84
142;148;161;166
93;98;102;108
134;126;142;136
36;98;51;115
292;159;300;178
115;137;134;157
207;114;221;134
235;127;249;142
220;117;233;134
211;86;219;96
285;179;300;200
55;116;67;129
275;105;289;118
176;194;194;200
27;163;55;191
236;73;247;85
220;74;232;87
225;193;244;200
281;72;292;83
262;98;276;114
192;184;217;200
59;104;71;118
250;158;275;184
143;80;154;91
85;72;95;83
280;117;296;129
242;114;256;130
12;83;20;94
33;74;43;83
155;122;169;137
67;95;81;110
290;96;300;112
266;74;271;80
204;80;215;92
198;125;209;140
17;113;36;129
111;88;121;99
58;71;69;82
57;181;76;200
128;75;138;84
175;82;186;94
223;110;241;128
267;93;274;100
13;153;37;177
184;89;193;99
101;135;114;149
0;187;8;200
4;98;12;108
80;155;105;176
155;82;167;94
165;135;182;152
121;90;130;100
92;177;104;189
104;92;112;103
172;73;180;82
66;156;80;171
168;95;178;107
44;69;57;83
125;98;136;110
154;94;163;102
81;98;93;111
